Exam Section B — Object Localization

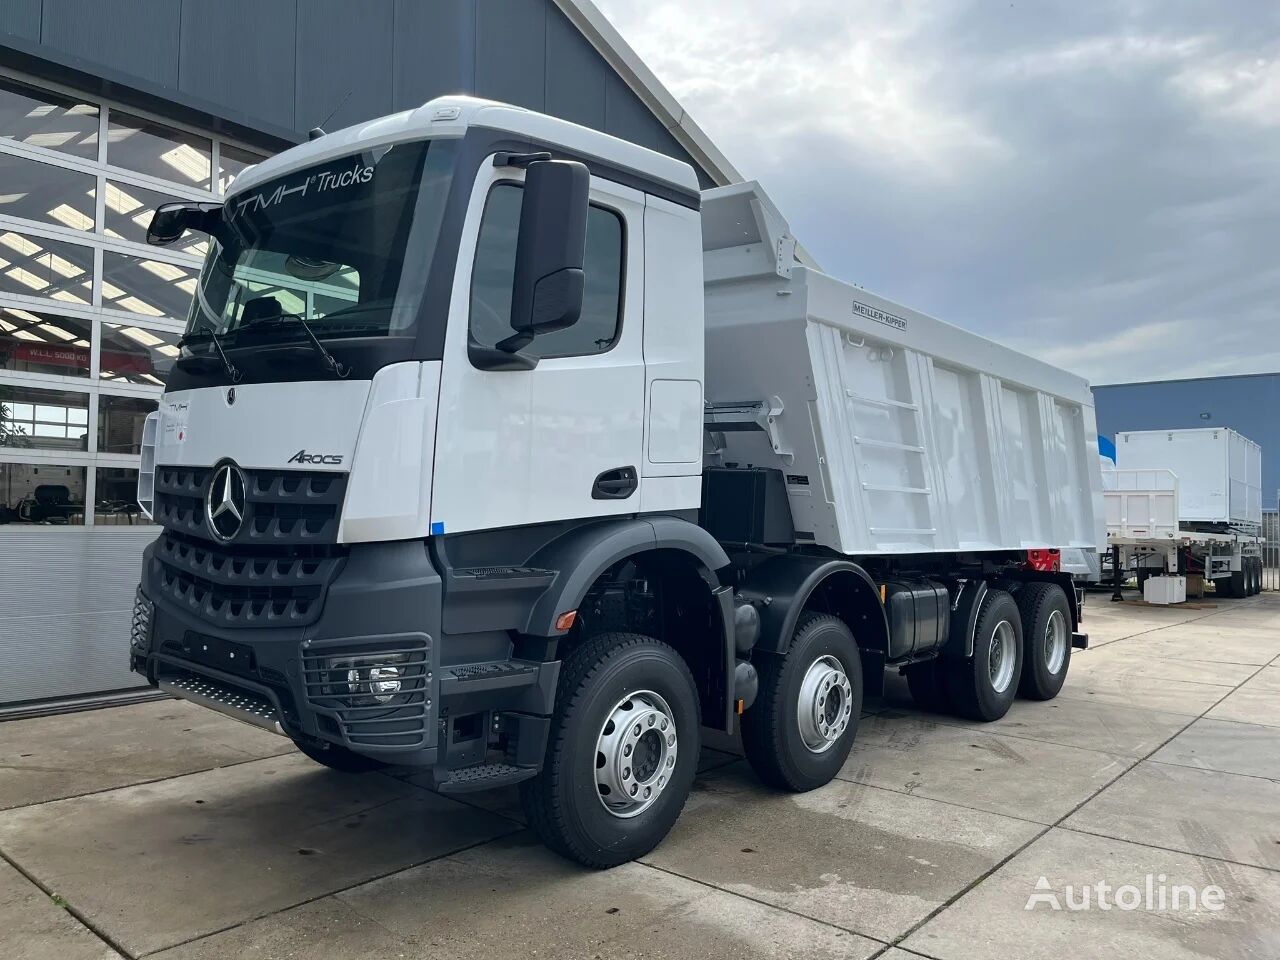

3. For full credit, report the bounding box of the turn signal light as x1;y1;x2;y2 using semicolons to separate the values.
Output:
555;610;578;632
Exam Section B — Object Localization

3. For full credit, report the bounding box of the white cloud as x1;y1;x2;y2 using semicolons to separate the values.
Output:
595;0;1280;387
596;0;1006;178
1173;50;1280;127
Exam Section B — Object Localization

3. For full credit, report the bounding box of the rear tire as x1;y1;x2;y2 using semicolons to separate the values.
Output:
1215;575;1236;599
1249;558;1261;595
520;632;699;868
294;740;387;773
742;613;862;792
946;589;1023;722
1016;583;1072;701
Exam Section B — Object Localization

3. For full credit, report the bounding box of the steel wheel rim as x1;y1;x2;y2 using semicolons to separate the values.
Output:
595;689;678;819
796;655;854;753
1044;609;1068;675
988;621;1017;694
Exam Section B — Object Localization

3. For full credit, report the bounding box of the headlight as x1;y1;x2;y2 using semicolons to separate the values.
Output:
326;653;409;705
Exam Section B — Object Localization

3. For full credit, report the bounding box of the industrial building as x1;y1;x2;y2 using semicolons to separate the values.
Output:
0;0;737;711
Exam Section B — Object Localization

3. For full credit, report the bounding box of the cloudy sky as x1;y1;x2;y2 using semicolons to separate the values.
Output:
595;0;1280;385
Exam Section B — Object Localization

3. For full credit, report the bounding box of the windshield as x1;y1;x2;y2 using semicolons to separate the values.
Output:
187;140;439;347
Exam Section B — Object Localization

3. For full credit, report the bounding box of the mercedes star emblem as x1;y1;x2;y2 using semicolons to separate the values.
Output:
205;462;247;541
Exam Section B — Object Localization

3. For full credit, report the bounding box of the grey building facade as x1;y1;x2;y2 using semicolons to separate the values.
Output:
1094;372;1280;506
0;0;732;711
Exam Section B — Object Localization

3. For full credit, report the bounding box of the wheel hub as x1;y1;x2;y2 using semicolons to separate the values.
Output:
796;655;853;753
595;690;678;819
989;620;1017;693
1044;609;1068;675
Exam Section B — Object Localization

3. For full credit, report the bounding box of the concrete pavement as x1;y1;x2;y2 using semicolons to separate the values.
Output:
3;590;1278;959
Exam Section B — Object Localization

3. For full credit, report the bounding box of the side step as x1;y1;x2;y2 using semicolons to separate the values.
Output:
444;661;540;693
436;762;538;794
1072;632;1089;649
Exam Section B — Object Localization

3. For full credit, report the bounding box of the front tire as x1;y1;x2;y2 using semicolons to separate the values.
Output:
741;613;862;792
520;632;699;868
946;589;1023;722
294;740;387;773
1016;582;1072;700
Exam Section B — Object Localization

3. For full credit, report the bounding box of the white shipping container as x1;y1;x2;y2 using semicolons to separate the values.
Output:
1114;428;1262;529
701;183;1106;557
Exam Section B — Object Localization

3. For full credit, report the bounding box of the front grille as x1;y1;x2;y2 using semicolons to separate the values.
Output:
302;638;432;748
153;465;347;545
149;530;346;628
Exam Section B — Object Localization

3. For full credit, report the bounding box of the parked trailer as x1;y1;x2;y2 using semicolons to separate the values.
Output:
128;97;1105;867
1104;428;1264;600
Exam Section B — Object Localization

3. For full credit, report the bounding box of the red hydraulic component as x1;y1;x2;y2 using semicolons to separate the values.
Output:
1026;548;1061;572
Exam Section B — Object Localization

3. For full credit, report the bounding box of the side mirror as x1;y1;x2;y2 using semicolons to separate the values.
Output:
147;201;223;246
501;159;589;352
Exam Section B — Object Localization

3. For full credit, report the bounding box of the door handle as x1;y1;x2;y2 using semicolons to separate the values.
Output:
592;466;638;500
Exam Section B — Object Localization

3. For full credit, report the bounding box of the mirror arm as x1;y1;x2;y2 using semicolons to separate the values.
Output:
468;339;539;372
494;330;535;353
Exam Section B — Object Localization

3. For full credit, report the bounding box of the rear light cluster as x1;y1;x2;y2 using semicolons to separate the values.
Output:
1026;549;1061;572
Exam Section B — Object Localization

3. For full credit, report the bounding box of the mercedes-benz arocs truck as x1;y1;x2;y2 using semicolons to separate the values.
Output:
128;97;1104;867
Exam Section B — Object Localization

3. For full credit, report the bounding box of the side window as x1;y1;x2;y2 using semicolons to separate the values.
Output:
469;182;625;359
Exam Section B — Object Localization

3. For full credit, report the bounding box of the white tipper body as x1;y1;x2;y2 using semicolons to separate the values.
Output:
150;96;1104;557
701;182;1105;555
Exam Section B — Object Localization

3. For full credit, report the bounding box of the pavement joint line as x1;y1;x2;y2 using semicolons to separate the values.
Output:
869;941;946;960
632;855;893;949
1056;823;1280;875
1188;713;1280;730
857;707;1199;756
827;767;1112;829
130;825;525;959
0;846;130;959
0;749;296;813
870;608;1279;953
1144;756;1280;785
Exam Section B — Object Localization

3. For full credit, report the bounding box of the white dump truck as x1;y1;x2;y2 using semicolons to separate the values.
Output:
129;97;1104;867
1104;427;1263;601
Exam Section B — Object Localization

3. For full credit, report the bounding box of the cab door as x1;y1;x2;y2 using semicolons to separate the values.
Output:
431;160;645;535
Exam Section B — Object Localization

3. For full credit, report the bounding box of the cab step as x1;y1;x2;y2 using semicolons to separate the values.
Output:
436;762;538;794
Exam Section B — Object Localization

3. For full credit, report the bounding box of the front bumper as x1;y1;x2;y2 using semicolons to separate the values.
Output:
132;538;444;766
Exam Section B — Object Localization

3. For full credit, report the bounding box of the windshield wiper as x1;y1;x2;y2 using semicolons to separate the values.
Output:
275;313;350;378
178;312;241;382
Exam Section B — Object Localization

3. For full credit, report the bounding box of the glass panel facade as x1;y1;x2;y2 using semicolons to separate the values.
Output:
0;230;94;305
0;461;87;525
103;179;207;256
98;394;158;455
94;466;144;523
0;76;99;159
0;383;89;451
0;71;275;527
0;308;94;378
100;322;180;386
0;152;96;230
107;110;212;189
102;251;199;319
219;143;266;193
